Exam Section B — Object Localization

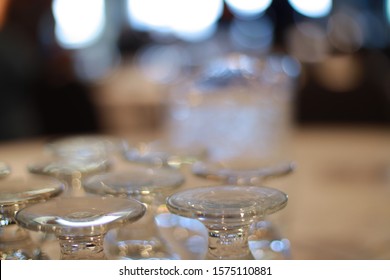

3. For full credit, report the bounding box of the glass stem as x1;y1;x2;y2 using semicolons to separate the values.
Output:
206;225;253;260
58;234;106;260
59;175;85;197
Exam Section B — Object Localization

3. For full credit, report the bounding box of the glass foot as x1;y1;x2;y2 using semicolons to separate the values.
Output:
15;196;146;260
192;160;295;185
27;156;111;197
122;140;207;168
45;134;126;160
166;185;288;260
83;167;185;197
83;167;185;259
0;176;64;260
28;156;110;178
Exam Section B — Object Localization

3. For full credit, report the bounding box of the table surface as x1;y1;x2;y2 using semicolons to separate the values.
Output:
1;125;389;260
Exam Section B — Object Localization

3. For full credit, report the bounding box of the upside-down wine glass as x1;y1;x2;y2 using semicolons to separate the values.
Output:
28;135;125;197
83;166;185;259
44;134;126;161
27;156;110;197
0;176;64;259
166;185;288;260
122;140;207;170
15;196;145;260
192;161;294;260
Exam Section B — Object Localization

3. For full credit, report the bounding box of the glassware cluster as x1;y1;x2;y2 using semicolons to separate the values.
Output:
1;52;298;260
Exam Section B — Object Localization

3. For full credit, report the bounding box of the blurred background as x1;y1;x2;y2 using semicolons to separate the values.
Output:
0;0;389;141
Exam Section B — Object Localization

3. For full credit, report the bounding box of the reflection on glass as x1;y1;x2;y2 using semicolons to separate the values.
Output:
166;185;288;259
83;166;185;259
0;177;64;260
15;197;145;260
248;220;291;259
155;212;208;259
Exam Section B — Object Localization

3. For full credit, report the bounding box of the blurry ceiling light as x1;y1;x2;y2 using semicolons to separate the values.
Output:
52;0;105;49
327;12;363;53
288;0;332;18
225;0;272;18
126;0;223;42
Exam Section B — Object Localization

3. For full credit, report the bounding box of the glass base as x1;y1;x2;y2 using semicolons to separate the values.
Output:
166;185;288;260
192;161;295;185
123;140;207;168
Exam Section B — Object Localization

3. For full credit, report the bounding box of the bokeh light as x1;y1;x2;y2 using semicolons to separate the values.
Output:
52;0;106;49
229;16;274;53
135;44;190;84
327;10;363;53
286;21;330;63
126;0;223;42
288;0;332;18
225;0;273;18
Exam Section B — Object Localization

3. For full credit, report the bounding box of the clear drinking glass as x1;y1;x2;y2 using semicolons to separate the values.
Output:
0;176;64;259
0;162;11;178
166;185;288;260
15;196;146;260
164;52;300;183
83;166;185;259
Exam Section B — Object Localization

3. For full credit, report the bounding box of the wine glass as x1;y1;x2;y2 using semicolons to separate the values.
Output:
122;140;207;169
34;134;126;196
166;185;288;260
44;134;126;161
192;160;295;185
0;176;64;259
15;196;146;260
83;166;185;259
27;156;110;197
191;161;294;260
0;162;11;178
